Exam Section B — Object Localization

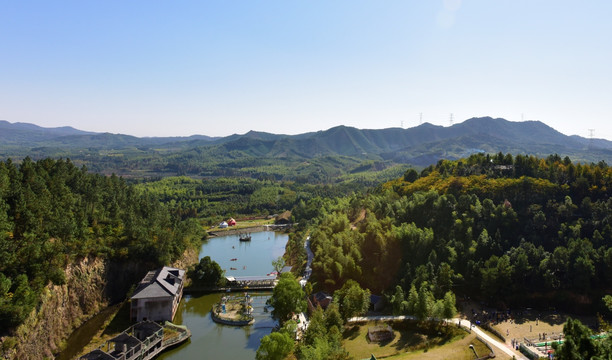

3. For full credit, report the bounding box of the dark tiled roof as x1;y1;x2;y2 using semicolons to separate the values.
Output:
313;292;332;302
110;333;141;350
131;266;185;300
133;321;163;336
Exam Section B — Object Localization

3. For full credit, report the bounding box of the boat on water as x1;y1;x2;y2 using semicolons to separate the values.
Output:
239;233;251;241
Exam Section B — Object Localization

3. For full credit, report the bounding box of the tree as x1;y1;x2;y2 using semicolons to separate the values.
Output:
403;169;419;183
333;279;371;320
603;295;612;313
390;285;405;315
299;337;334;360
553;318;600;360
303;306;326;346
406;284;418;315
272;256;286;273
442;291;457;319
190;256;226;287
325;303;344;330
256;331;294;360
304;282;313;297
269;273;306;325
415;282;434;321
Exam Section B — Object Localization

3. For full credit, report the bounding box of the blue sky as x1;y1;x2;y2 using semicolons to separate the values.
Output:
1;1;611;140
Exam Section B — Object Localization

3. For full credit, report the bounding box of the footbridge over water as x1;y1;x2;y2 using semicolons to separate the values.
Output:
223;275;278;291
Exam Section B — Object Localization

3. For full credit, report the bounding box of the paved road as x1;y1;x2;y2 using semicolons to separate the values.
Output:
300;236;314;283
297;236;315;335
450;318;528;359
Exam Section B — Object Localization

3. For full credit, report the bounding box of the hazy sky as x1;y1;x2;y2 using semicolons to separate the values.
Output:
2;1;611;140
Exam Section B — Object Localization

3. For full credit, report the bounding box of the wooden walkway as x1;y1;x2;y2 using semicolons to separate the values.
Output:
79;321;191;360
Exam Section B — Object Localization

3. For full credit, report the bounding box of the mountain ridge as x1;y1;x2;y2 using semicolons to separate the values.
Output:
1;118;610;175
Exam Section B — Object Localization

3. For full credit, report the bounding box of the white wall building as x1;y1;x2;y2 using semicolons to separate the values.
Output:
130;267;185;322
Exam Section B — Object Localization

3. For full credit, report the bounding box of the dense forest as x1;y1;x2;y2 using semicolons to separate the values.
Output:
0;158;204;330
293;153;612;312
0;155;405;335
131;162;407;225
262;153;612;358
3;151;612;358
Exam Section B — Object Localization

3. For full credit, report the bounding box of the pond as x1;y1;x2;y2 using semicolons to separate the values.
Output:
157;230;288;359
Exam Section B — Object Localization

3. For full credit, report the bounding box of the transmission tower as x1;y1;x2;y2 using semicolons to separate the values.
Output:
449;113;454;126
419;113;423;125
588;129;595;149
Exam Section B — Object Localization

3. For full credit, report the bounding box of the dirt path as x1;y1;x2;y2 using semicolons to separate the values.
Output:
350;209;366;230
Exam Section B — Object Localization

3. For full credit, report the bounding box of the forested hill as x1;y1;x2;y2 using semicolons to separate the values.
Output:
1;118;610;178
292;153;612;313
0;158;204;330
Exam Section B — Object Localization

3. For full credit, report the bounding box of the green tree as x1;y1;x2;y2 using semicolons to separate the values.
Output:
403;169;419;182
303;306;326;346
190;256;226;287
333;279;371;320
442;291;457;319
325;303;344;331
272;256;286;273
256;331;294;360
390;285;405;315
304;282;313;298
603;295;612;313
553;318;600;360
269;273;306;325
406;284;418;315
415;282;434;320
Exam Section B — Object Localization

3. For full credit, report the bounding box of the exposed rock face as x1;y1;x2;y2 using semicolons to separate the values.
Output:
10;258;108;359
2;250;198;360
4;257;154;360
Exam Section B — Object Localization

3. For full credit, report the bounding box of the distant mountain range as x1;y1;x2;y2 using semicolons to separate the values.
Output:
0;117;610;177
0;120;219;148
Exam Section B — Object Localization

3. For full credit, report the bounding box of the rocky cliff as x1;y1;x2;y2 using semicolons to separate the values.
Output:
2;257;154;360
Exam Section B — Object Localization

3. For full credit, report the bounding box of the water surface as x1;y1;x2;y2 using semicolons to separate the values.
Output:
157;230;288;359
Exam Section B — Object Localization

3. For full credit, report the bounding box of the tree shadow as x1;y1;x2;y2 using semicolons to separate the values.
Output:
344;325;361;340
102;301;131;336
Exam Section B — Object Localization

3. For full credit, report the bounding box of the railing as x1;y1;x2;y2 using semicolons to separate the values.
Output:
162;322;192;348
475;335;496;359
519;343;541;360
482;322;507;342
81;321;187;360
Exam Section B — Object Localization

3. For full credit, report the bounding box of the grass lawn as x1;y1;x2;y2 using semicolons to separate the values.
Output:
209;218;275;232
386;332;509;360
342;320;496;360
